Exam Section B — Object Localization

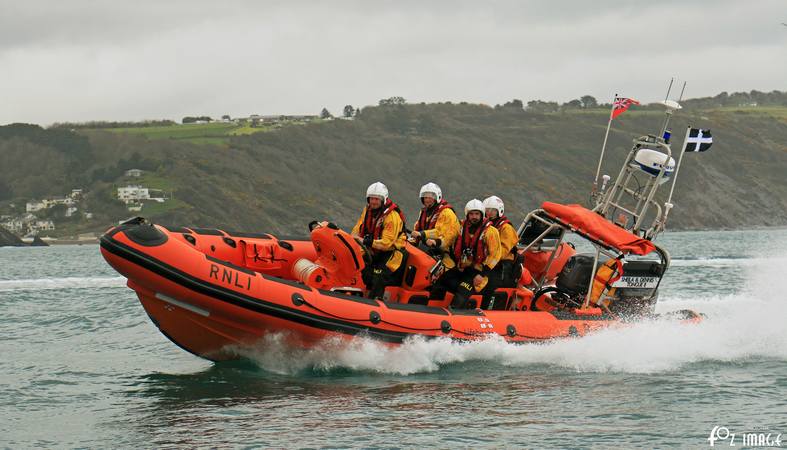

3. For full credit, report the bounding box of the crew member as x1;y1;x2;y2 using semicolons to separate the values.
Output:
432;199;501;309
409;182;459;257
351;182;407;300
483;195;519;290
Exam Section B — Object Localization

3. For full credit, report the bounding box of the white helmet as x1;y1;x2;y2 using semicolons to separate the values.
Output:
419;182;442;203
366;182;389;203
483;195;504;217
464;199;485;216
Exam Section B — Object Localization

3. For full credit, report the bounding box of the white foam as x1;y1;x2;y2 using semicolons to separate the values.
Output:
670;257;757;267
0;276;127;292
239;251;787;375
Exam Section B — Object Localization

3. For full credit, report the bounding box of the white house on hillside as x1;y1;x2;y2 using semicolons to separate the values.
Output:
117;185;150;204
26;201;46;212
125;169;143;177
31;220;55;231
2;218;24;233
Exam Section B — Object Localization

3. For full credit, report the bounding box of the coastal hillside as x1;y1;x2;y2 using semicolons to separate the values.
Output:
1;93;786;237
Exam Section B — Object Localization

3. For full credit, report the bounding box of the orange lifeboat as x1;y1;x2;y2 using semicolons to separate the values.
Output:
100;202;697;362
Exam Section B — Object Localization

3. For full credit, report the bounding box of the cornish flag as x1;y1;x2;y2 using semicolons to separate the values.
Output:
612;97;640;119
684;128;713;152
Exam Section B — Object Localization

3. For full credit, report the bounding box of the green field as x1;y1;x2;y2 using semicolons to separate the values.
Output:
712;106;787;120
139;197;189;216
104;122;271;144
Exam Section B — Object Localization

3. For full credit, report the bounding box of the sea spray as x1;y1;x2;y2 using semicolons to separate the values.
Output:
239;252;787;376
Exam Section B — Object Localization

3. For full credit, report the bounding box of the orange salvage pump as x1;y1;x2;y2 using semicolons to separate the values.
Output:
292;222;366;290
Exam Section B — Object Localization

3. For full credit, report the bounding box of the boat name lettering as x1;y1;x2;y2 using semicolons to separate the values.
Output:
209;263;252;290
613;276;658;289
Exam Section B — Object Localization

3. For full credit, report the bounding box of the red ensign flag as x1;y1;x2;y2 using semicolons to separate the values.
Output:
612;97;640;119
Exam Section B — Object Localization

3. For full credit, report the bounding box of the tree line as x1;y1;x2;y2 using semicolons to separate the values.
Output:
50;120;176;129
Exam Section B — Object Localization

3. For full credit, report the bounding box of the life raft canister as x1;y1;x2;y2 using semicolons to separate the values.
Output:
590;257;624;306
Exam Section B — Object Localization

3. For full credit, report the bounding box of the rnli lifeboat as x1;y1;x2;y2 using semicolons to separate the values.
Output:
100;199;698;362
100;103;705;362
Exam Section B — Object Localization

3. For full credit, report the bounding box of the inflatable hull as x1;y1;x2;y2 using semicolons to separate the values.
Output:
100;220;625;361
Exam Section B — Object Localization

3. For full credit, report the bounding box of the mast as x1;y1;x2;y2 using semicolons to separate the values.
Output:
658;78;675;138
592;93;618;192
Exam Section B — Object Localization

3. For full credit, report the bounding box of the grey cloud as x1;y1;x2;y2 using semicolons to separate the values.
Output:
1;0;785;124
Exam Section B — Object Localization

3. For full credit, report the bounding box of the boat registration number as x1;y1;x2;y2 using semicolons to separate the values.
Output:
612;276;659;289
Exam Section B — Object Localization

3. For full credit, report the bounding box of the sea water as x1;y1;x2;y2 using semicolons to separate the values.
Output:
1;230;785;448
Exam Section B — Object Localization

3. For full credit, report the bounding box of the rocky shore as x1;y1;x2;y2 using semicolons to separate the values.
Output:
0;227;24;246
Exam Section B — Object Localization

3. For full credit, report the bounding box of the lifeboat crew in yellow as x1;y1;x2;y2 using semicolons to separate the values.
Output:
351;182;407;300
483;195;520;291
432;199;502;309
409;182;460;257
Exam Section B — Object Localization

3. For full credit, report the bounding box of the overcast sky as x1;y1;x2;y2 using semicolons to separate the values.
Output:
1;0;785;125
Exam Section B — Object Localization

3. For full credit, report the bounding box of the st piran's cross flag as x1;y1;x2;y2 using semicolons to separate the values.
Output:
684;128;713;152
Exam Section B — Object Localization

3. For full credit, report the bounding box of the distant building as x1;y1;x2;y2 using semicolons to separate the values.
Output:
246;114;318;125
117;186;150;204
70;189;83;198
290;115;318;121
65;206;78;217
26;201;46;212
1;218;24;233
124;169;143;177
48;196;74;206
31;220;55;231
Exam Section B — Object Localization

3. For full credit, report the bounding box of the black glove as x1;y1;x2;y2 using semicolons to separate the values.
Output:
362;235;374;248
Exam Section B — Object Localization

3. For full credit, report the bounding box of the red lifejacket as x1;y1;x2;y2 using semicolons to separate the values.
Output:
360;199;406;239
453;219;491;267
415;200;453;231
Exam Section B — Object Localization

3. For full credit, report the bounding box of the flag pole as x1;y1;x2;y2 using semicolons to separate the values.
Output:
593;93;617;190
665;125;691;207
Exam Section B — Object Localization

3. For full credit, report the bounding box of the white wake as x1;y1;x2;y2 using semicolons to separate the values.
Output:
240;252;787;375
0;276;127;292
